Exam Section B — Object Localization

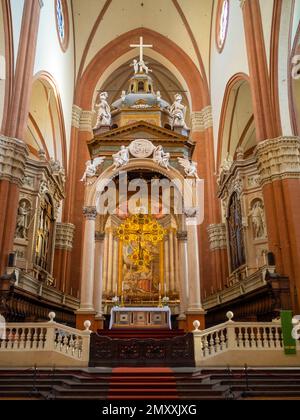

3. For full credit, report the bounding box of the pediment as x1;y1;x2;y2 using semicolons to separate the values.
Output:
89;121;189;144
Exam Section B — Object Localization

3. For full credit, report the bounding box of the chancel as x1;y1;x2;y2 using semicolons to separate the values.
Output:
0;0;300;401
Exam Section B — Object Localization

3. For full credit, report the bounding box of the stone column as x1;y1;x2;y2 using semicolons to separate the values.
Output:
94;232;105;329
112;238;119;296
169;230;175;293
102;232;109;296
53;223;75;293
76;206;97;329
177;232;189;326
239;0;279;140
107;228;114;296
191;106;221;300
4;0;43;139
186;211;206;331
66;109;94;308
207;224;229;291
255;137;300;312
164;237;170;294
0;136;28;273
174;232;180;293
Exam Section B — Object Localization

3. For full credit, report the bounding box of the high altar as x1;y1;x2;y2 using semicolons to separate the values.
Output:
76;37;205;332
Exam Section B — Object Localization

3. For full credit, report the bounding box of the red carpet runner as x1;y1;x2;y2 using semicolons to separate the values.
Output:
108;368;179;400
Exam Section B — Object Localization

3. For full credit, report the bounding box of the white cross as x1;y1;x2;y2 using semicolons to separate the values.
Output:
130;36;153;62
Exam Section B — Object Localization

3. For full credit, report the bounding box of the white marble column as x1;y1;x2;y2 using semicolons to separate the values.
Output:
164;237;170;294
186;215;204;313
112;238;119;296
177;232;189;319
78;207;97;312
107;229;114;295
94;232;105;319
174;232;179;293
102;232;108;295
169;230;175;292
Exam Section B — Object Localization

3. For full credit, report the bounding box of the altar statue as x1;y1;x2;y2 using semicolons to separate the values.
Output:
94;92;111;129
153;145;170;170
113;146;129;169
169;94;188;130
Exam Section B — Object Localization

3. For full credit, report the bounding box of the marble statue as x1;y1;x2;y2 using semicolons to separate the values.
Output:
169;94;188;129
153;146;170;170
94;92;111;129
113;146;129;169
249;200;266;239
15;201;31;240
178;158;199;179
131;59;139;74
221;154;234;173
80;157;105;182
131;58;152;75
49;158;61;172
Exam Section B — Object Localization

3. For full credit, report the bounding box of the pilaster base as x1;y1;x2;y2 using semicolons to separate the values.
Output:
76;311;97;331
186;312;206;332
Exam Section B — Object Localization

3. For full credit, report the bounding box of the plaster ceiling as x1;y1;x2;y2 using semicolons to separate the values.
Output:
71;0;214;88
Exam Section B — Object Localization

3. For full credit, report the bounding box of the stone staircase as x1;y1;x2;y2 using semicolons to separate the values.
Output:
0;368;300;400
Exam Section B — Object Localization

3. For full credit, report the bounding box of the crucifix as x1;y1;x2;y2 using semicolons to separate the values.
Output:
130;36;153;63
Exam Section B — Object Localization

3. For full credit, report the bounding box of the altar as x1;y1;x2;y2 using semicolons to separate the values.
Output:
109;307;172;330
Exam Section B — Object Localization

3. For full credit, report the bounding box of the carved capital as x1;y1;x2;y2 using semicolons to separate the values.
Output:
55;223;75;251
191;106;213;132
95;232;105;242
255;136;300;186
83;206;97;220
72;105;82;128
207;224;227;251
0;135;28;187
79;110;94;132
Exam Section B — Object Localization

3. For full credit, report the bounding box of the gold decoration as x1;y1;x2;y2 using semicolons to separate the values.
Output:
117;214;166;274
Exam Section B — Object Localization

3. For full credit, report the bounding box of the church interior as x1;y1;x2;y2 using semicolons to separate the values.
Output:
0;0;300;401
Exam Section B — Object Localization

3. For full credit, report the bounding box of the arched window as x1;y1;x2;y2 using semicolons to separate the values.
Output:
35;194;55;272
227;192;246;272
138;81;144;92
216;0;229;53
55;0;69;52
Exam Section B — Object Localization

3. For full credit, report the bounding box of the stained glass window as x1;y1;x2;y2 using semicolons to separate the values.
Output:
56;0;65;42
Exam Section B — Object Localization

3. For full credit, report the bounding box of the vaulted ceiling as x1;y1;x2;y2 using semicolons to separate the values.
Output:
71;0;214;88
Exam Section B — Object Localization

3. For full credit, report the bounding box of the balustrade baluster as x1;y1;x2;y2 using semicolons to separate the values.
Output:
244;329;250;348
262;328;269;348
250;329;256;348
257;328;263;349
204;336;209;357
210;334;215;355
63;335;69;353
215;333;221;353
32;329;38;349
269;328;276;349
220;330;226;350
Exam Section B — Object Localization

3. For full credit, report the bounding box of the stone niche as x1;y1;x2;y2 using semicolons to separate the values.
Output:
13;158;65;286
218;154;269;283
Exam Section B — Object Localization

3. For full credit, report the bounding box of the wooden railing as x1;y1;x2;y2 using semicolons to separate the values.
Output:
0;313;91;363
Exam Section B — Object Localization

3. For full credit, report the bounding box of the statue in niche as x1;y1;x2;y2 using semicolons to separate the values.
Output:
80;157;105;183
15;201;31;240
94;92;111;129
249;200;267;239
113;146;129;169
153;145;170;170
169;94;188;130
